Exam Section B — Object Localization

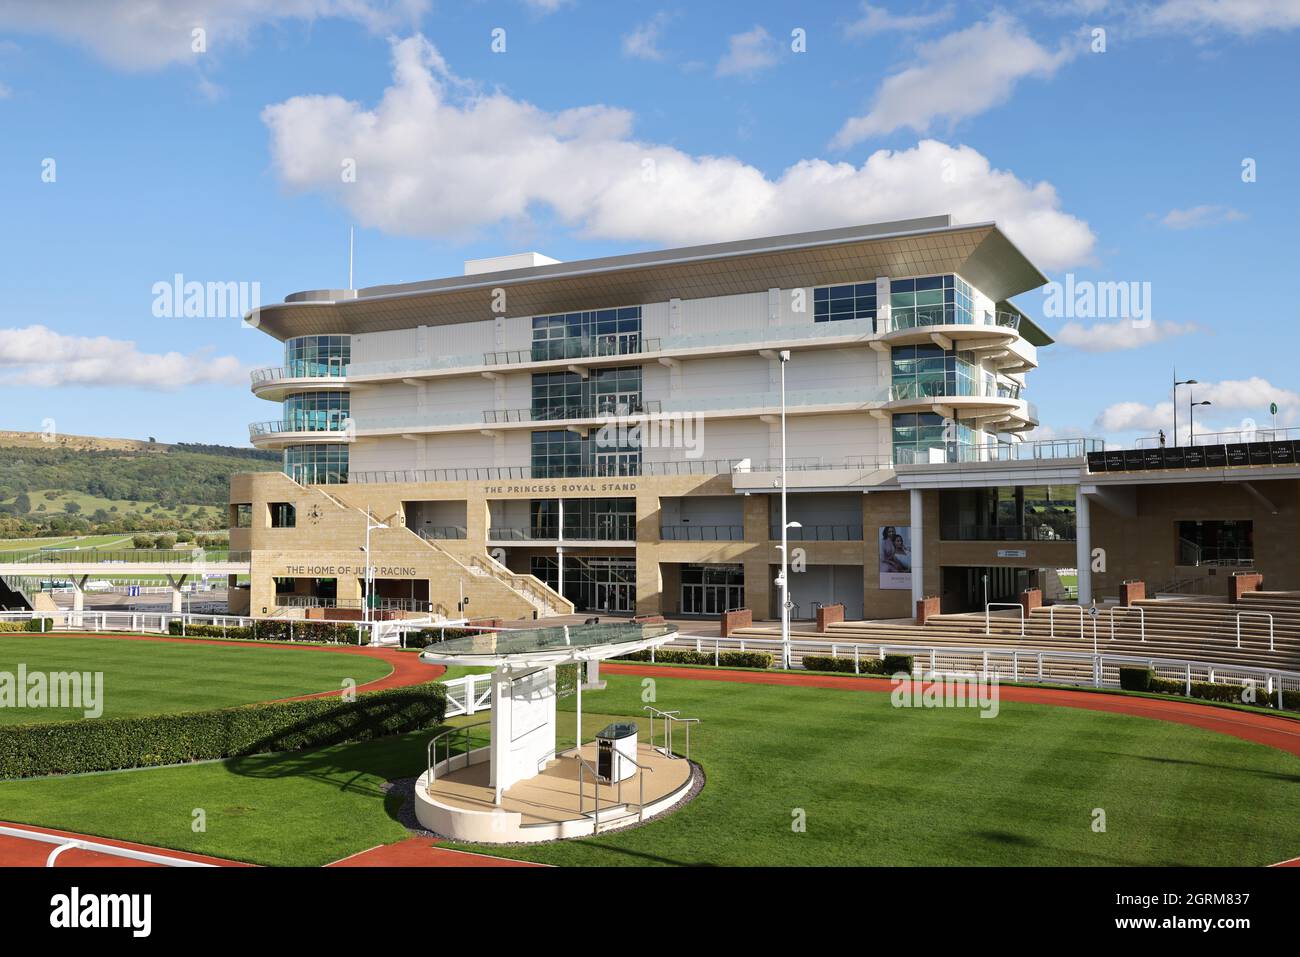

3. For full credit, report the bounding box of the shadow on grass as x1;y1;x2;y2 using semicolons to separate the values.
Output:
1101;750;1300;783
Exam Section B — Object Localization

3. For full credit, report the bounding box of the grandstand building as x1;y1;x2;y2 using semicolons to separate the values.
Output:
230;215;1299;622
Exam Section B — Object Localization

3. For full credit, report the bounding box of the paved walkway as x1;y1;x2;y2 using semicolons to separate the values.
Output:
602;663;1300;757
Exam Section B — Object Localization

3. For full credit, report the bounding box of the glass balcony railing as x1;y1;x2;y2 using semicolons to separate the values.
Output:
660;524;745;541
768;524;865;542
894;438;1103;466
487;334;660;365
249;418;351;438
250;362;349;384
488;522;637;542
887;309;1022;332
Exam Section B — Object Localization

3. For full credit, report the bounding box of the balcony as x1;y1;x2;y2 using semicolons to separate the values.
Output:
895;437;1102;467
248;418;351;448
660;524;745;542
485;334;660;365
484;399;662;425
768;524;864;542
416;526;467;541
250;364;350;400
488;521;637;543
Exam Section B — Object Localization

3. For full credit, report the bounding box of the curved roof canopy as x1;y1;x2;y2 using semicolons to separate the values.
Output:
418;622;678;668
251;216;1051;342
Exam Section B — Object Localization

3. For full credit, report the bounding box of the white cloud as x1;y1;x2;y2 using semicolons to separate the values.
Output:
716;25;780;77
261;35;1096;269
0;81;10;99
1094;377;1300;438
832;14;1077;148
845;3;953;37
1055;319;1201;352
1158;204;1247;229
623;12;672;62
0;325;246;390
521;0;571;12
1143;0;1300;35
0;0;427;71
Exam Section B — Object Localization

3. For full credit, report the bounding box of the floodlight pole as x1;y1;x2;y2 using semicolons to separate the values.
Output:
779;350;791;670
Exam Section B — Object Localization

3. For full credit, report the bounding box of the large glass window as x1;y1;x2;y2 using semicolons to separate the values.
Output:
890;275;973;328
890;345;979;400
532;307;641;361
283;391;350;431
813;282;877;325
891;412;976;464
284;335;350;377
1177;520;1253;565
283;444;349;484
530;430;640;478
531;555;636;612
531;367;643;419
939;486;1076;541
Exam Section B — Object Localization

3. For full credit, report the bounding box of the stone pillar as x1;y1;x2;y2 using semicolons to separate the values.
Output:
1018;587;1042;617
910;489;925;608
166;574;188;614
71;575;88;614
1230;572;1263;602
916;595;940;624
1120;580;1145;606
1075;488;1092;605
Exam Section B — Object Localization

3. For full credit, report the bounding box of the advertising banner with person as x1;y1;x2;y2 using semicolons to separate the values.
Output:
879;525;912;590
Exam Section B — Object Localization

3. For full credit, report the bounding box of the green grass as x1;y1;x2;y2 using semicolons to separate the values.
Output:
7;489;222;524
0;672;1297;866
0;635;392;724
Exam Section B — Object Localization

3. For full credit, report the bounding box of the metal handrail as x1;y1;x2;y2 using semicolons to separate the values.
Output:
1237;612;1275;651
427;720;490;784
574;751;604;830
643;705;700;761
1049;603;1084;638
1108;605;1146;642
984;602;1025;637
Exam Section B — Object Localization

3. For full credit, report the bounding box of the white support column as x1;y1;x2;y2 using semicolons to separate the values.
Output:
1075;488;1093;606
71;575;88;614
910;489;925;608
166;574;188;614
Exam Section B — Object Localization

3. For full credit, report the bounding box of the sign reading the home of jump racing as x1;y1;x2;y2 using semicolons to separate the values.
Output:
879;525;912;590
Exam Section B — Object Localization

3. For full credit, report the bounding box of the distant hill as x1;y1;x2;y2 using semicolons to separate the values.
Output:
0;431;279;538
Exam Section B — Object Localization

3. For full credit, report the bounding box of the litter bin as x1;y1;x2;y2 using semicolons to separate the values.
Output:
595;721;638;782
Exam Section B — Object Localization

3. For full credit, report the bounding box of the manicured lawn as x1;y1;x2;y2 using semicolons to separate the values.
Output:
2;672;1298;866
0;635;392;724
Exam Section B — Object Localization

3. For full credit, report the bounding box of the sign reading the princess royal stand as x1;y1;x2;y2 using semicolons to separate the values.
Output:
879;526;912;590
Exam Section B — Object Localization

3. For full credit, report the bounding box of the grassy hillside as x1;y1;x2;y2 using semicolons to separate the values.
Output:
0;431;278;539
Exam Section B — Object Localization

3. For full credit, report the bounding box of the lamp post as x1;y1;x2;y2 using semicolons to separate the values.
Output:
1189;398;1212;444
362;507;388;626
1173;375;1197;446
778;349;792;669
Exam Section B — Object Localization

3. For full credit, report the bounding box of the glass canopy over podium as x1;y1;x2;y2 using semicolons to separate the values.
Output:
415;622;690;843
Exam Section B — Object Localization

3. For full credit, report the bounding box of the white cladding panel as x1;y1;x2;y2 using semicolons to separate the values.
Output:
351;329;418;366
677;291;767;335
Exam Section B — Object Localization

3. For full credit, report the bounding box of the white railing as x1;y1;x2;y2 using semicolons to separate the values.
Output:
1108;605;1146;642
0;824;217;868
1237;611;1275;652
0;608;402;646
442;673;493;718
639;634;1300;706
985;602;1025;637
1049;603;1084;638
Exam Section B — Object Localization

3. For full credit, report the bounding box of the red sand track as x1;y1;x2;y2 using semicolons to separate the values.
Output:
326;838;544;867
5;630;443;699
0;822;248;868
603;663;1300;757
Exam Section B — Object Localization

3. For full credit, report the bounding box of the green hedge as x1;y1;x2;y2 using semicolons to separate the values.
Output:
0;682;447;779
0;619;54;633
410;627;488;643
800;654;914;676
617;648;774;669
166;620;364;645
1119;667;1153;691
1148;676;1300;710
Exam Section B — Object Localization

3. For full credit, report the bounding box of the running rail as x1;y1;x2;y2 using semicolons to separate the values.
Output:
0;825;217;868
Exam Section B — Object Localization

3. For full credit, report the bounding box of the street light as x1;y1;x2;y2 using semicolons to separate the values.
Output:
778;349;792;669
1173;375;1197;446
1189;398;1212;444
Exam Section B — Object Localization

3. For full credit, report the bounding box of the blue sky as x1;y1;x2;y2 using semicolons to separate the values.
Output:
0;0;1296;447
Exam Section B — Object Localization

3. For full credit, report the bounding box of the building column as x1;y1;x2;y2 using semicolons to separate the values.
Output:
910;489;925;608
71;575;88;614
1075;488;1092;606
167;574;189;614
